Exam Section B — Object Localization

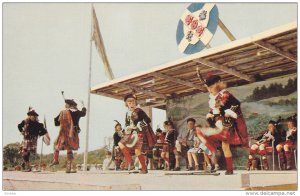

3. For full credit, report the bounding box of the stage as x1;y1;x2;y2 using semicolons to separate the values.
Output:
3;170;297;191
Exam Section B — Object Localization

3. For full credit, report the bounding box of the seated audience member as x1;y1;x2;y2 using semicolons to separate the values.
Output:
102;151;115;171
187;131;202;171
276;115;297;170
188;125;220;171
174;118;196;171
247;120;283;170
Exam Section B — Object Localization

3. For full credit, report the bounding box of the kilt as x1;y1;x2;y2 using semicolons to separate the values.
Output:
54;110;79;151
278;140;296;148
113;146;123;160
21;136;38;154
152;144;163;159
206;123;247;147
54;127;79;151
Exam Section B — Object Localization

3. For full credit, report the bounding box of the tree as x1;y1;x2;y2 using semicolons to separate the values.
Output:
285;78;295;95
3;142;22;167
259;85;267;99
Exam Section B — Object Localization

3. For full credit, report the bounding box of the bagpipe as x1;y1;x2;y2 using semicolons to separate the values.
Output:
206;105;239;129
256;132;274;145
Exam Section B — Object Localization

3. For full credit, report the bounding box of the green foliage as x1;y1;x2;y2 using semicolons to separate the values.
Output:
3;142;22;167
267;98;297;106
245;77;297;102
3;142;107;170
245;114;271;136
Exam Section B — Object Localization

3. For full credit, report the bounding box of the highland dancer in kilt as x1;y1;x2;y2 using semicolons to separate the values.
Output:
118;94;156;174
196;75;248;175
50;99;86;173
247;120;283;170
18;108;49;172
160;121;177;170
276;115;297;170
113;120;124;170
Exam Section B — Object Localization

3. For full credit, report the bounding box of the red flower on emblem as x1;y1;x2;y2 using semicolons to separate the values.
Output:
196;25;205;37
191;20;198;30
185;15;194;25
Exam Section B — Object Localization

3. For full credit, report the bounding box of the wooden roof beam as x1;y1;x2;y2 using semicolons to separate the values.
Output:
193;58;255;82
150;72;206;92
253;41;297;63
93;91;123;100
117;83;167;100
94;90;151;105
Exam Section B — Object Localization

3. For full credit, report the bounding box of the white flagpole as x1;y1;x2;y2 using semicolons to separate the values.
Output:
83;4;93;171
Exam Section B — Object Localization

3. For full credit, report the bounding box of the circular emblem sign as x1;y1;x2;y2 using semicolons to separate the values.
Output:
176;3;219;54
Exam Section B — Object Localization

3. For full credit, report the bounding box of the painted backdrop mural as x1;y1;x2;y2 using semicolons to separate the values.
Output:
166;74;297;168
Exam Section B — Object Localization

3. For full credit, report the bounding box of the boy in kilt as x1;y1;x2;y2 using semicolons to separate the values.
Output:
196;75;248;175
118;94;156;174
160;120;177;170
247;120;283;170
276;115;297;170
113;120;124;170
50;99;86;173
18;108;49;172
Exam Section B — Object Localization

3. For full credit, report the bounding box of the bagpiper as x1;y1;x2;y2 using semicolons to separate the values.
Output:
276;115;297;170
18;108;50;172
118;94;156;174
196;75;248;175
247;120;284;170
50;99;86;173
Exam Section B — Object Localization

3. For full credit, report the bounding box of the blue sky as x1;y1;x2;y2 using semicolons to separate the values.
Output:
3;3;297;154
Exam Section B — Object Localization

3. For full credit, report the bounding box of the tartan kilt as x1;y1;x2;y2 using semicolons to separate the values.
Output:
208;127;244;145
54;127;79;151
21;136;38;154
152;144;163;158
278;140;296;148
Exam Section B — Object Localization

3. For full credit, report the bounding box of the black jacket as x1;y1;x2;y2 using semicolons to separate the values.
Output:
18;119;47;138
113;132;122;147
54;107;86;130
255;129;284;147
125;108;151;127
165;130;177;147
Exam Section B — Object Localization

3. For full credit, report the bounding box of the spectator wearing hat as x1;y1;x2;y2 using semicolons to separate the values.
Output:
118;94;156;174
18;108;49;172
50;99;86;173
173;118;196;171
113;120;123;170
195;74;248;175
276;115;297;170
247;120;283;170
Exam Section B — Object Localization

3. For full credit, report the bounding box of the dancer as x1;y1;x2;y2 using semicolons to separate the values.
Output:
196;75;248;175
18;108;49;172
50;99;86;173
118;94;156;174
